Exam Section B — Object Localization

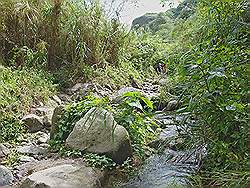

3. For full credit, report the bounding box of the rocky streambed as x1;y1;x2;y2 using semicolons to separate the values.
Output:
0;78;204;188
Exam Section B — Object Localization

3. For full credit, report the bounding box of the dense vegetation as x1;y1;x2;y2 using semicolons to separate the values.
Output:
0;0;249;187
161;0;249;187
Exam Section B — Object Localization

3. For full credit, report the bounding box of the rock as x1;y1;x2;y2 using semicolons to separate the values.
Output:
148;138;166;149
164;100;179;111
35;107;54;128
52;95;63;105
66;83;93;97
50;105;65;140
0;144;10;157
34;132;50;144
58;94;71;103
16;144;47;155
47;98;59;108
0;165;14;186
19;156;37;163
22;114;44;133
19;164;105;188
66;108;132;164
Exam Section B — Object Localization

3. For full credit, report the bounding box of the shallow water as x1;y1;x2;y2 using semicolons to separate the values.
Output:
120;113;203;188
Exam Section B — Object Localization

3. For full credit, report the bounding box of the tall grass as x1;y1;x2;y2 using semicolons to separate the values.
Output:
0;0;130;85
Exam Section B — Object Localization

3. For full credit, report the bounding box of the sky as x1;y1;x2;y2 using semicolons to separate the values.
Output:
102;0;181;26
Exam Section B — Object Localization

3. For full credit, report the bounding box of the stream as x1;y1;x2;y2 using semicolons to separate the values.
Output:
120;113;204;188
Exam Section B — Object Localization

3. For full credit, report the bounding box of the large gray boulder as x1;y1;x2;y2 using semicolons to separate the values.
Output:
19;164;105;188
66;108;132;164
0;165;14;186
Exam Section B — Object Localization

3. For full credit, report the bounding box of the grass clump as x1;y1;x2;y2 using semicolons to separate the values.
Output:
0;66;55;142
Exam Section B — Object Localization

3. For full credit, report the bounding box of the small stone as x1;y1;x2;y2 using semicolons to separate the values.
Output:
164;100;179;111
35;132;49;144
0;165;14;186
52;95;63;105
58;94;71;102
17;144;47;155
0;144;10;157
22;114;44;133
19;156;37;163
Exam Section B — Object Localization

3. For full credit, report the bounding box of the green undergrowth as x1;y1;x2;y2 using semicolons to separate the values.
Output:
0;66;56;142
158;0;249;187
50;91;158;169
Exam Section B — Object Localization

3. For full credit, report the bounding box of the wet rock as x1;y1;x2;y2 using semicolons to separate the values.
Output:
22;114;44;133
50;105;65;140
66;107;132;164
148;138;166;149
19;164;105;188
0;144;10;157
16;144;47;155
0;165;14;186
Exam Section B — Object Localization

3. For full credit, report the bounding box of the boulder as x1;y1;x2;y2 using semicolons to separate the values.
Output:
22;114;44;133
52;95;63;105
0;165;14;186
0;144;10;157
50;105;65;140
19;164;104;188
19;156;37;163
66;108;132;164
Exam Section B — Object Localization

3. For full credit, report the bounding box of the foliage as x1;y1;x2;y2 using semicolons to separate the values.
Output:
3;151;20;167
0;66;55;142
83;153;116;170
126;32;170;72
161;0;249;186
114;91;158;158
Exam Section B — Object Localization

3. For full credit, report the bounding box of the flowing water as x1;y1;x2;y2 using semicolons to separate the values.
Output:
120;113;204;188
